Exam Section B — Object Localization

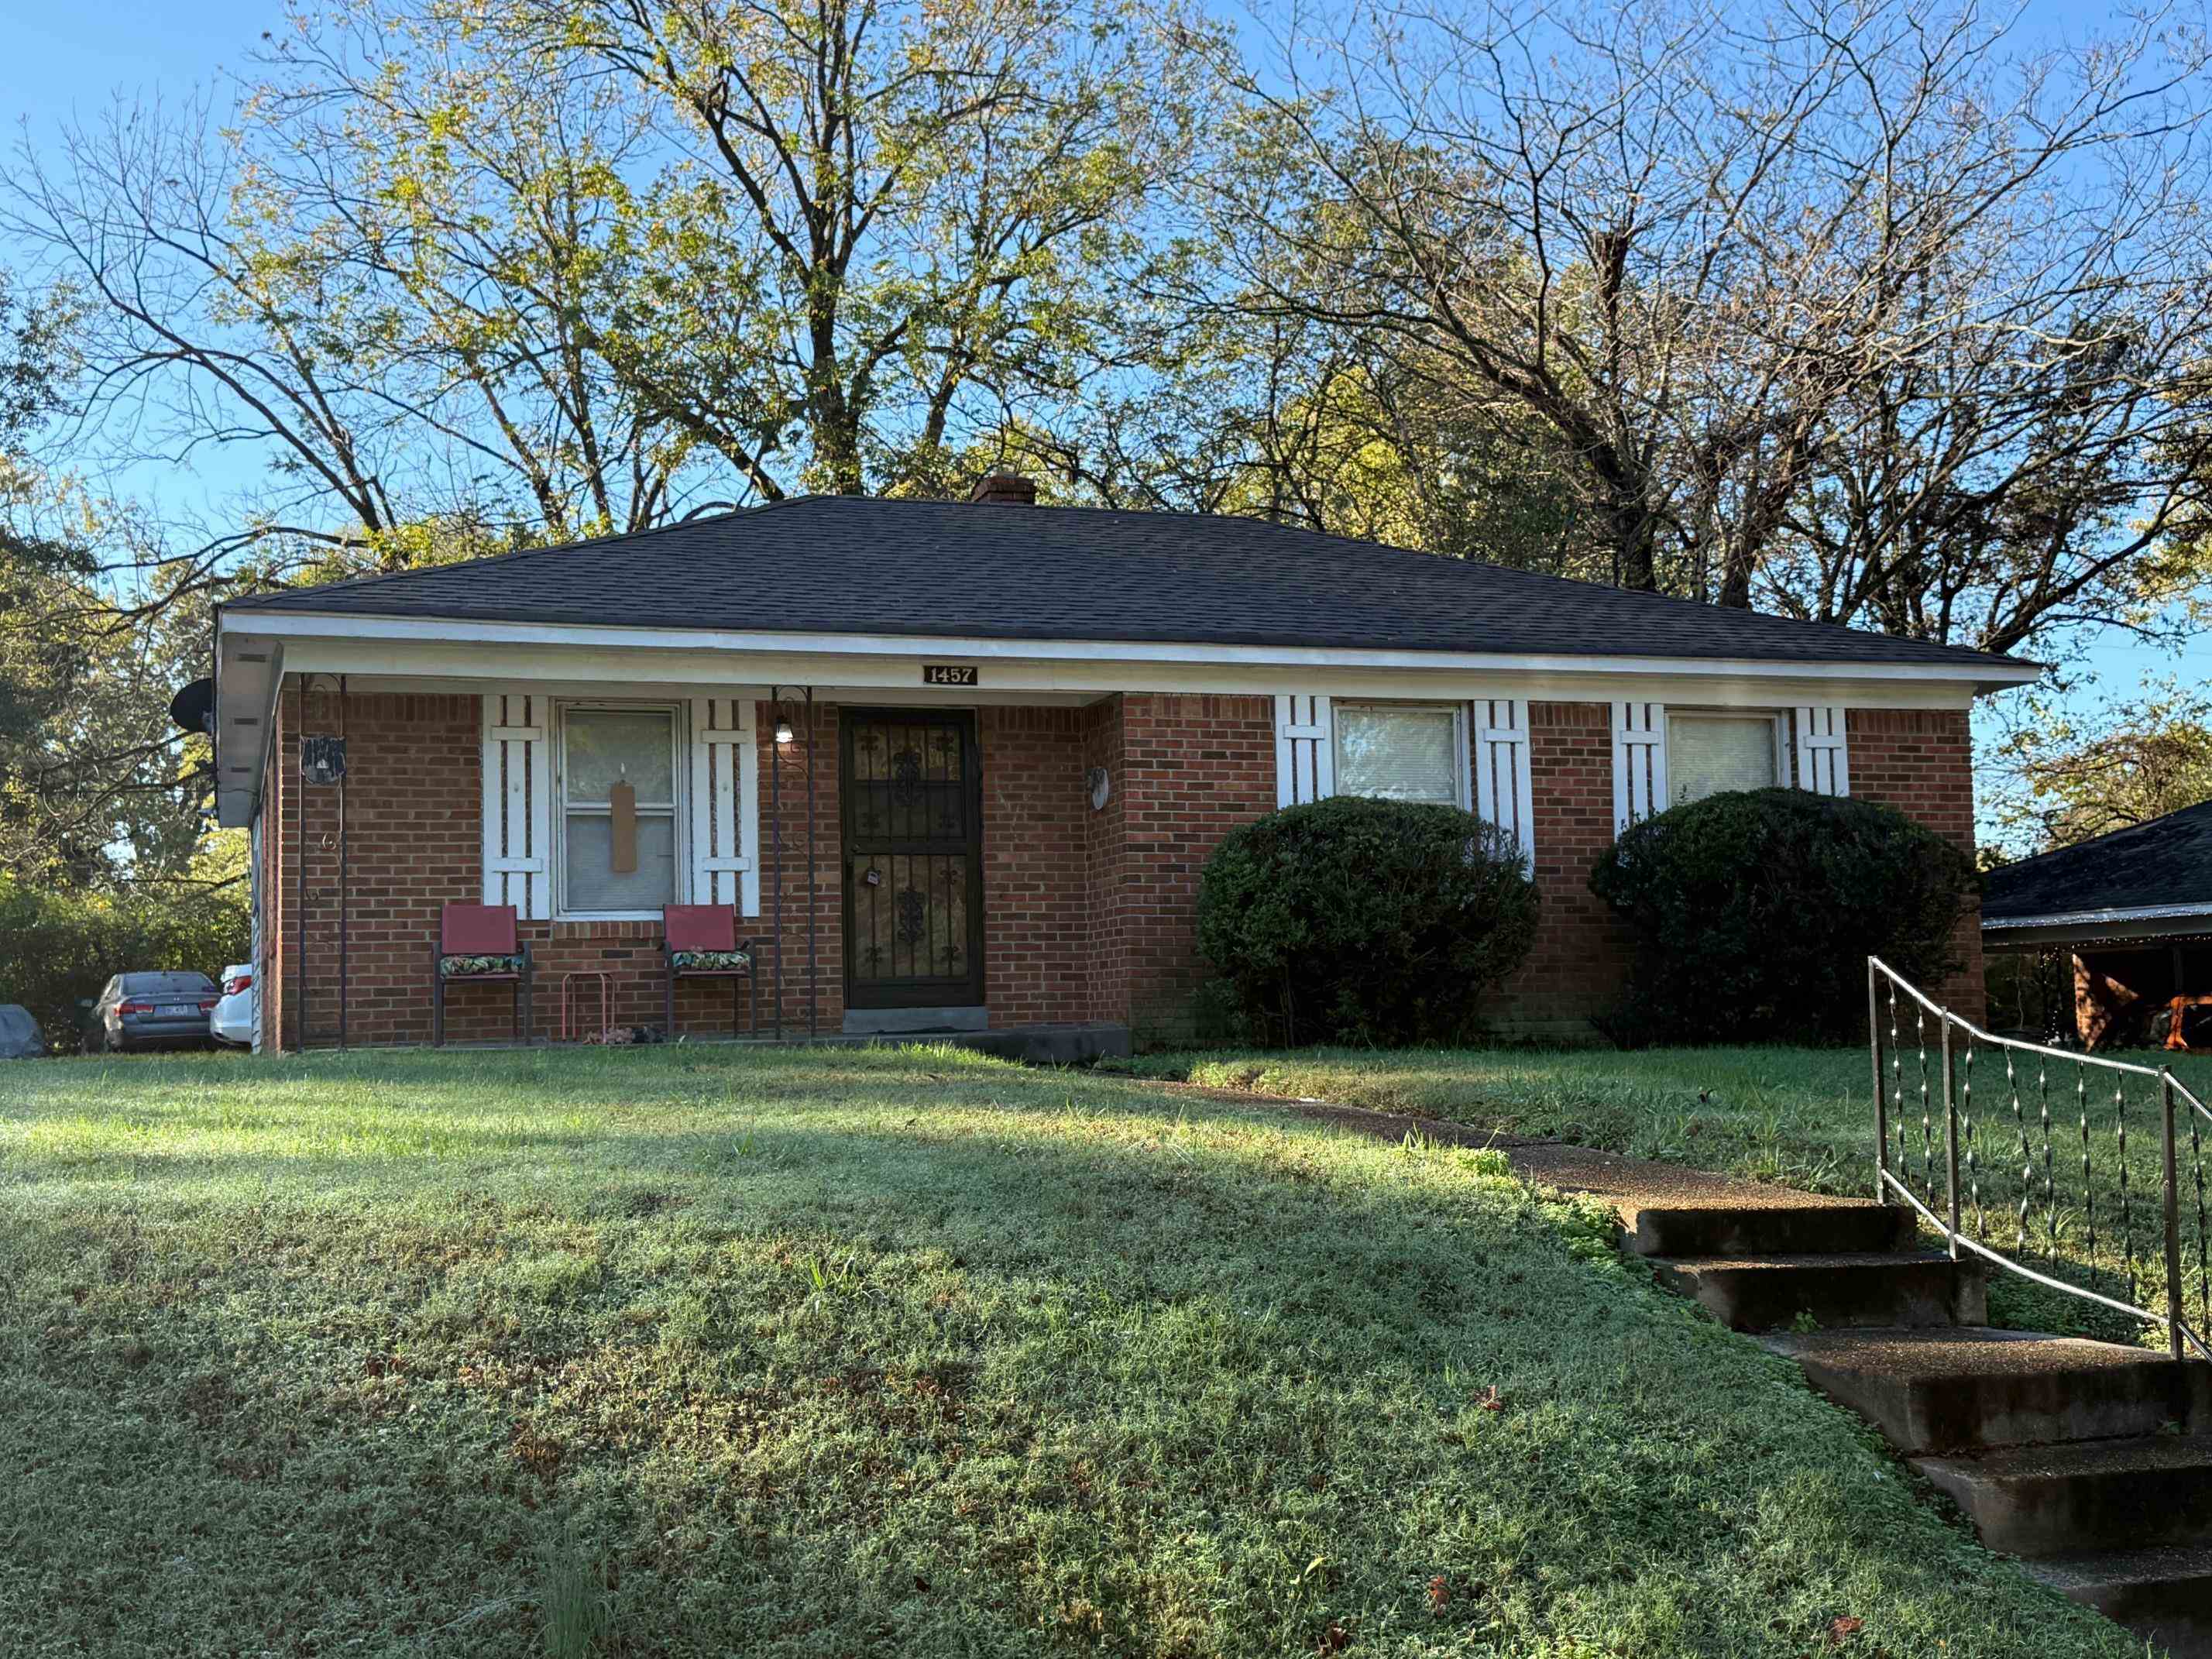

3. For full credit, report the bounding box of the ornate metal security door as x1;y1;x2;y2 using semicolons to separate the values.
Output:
841;709;984;1008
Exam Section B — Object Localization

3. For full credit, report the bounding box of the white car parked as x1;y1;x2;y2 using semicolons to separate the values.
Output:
211;963;256;1048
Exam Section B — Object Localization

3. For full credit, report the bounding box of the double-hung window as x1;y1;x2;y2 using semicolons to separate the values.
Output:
558;704;681;917
1333;702;1468;806
1666;711;1782;807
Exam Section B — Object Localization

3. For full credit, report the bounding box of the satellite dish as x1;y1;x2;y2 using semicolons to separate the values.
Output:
169;677;215;736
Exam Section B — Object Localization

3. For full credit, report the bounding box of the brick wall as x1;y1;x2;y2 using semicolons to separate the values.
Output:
1491;702;1637;1037
276;687;486;1047
262;687;847;1049
259;689;288;1052
754;699;843;1036
1847;706;1985;1019
1082;698;1130;1025
977;706;1090;1024
262;689;1101;1048
1089;696;1989;1042
257;681;1988;1048
1103;692;1278;1042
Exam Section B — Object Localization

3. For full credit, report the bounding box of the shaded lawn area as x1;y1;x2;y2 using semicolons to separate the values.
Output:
0;1045;2145;1658
1153;1045;2212;1346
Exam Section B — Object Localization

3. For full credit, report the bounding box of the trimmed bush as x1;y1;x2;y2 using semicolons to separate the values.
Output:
1195;795;1540;1045
1589;787;1978;1045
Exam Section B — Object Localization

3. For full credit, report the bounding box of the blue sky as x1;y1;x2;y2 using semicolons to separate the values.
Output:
5;0;2202;833
7;2;273;126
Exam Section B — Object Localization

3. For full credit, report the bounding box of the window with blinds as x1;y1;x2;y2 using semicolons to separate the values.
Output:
1334;704;1466;806
559;705;680;915
1667;713;1779;806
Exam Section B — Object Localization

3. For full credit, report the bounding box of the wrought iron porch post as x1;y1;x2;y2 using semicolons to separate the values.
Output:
770;690;784;1042
1942;1018;1961;1257
337;674;349;1051
805;687;816;1041
1869;960;1887;1202
2164;1071;2186;1362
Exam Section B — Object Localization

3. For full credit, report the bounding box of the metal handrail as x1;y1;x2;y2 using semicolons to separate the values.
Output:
1868;956;2212;1364
1874;960;2174;1080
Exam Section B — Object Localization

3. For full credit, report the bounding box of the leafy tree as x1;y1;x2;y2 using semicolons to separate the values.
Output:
490;0;1206;497
1987;679;2212;851
0;270;242;906
0;0;1207;533
1031;301;1583;571
1189;0;2212;655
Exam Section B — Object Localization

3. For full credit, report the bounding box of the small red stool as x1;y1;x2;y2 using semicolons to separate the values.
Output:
561;971;611;1042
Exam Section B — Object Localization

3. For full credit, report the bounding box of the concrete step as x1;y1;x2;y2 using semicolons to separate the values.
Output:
2025;1545;2212;1658
1764;1328;2212;1455
1913;1434;2212;1557
1649;1252;1987;1332
1620;1200;1917;1260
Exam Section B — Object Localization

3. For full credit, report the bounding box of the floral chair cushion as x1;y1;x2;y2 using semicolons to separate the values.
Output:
440;952;524;978
670;948;752;974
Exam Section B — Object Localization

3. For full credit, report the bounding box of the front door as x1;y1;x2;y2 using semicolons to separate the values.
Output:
841;709;984;1009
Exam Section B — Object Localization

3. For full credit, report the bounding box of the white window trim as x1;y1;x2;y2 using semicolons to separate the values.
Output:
690;696;761;916
1793;704;1851;795
1468;693;1534;865
1331;700;1473;810
1276;693;1334;805
553;699;689;922
1663;708;1787;808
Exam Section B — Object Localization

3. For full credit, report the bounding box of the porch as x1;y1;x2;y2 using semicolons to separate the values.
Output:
253;675;1239;1053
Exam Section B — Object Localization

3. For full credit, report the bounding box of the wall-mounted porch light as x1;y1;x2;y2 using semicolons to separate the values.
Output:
773;715;795;744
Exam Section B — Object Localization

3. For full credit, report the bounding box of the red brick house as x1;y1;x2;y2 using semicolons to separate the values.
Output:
210;479;2033;1052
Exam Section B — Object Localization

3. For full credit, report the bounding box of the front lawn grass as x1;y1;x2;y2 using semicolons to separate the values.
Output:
0;1044;2143;1657
1152;1044;2212;1345
1155;1045;2212;1195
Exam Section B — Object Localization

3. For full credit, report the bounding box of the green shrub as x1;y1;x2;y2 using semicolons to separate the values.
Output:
1195;795;1540;1046
1588;788;1977;1045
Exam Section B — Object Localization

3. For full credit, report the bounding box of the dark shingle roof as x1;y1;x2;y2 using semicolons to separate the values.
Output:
225;496;2027;673
1984;802;2212;926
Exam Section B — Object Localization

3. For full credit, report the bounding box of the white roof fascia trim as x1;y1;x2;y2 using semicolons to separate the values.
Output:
1984;902;2212;931
251;638;1983;709
345;675;1103;708
212;637;283;828
220;609;2041;688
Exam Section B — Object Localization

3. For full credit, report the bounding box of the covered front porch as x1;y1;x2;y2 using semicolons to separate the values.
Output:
227;649;1184;1053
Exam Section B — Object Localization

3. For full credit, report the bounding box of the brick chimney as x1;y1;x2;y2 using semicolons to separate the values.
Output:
968;469;1038;506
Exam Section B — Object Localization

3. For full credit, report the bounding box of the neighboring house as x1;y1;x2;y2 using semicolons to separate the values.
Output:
210;476;2033;1052
1984;801;2212;1049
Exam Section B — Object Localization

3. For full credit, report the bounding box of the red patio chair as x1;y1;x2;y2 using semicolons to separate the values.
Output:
663;905;757;1040
431;903;534;1047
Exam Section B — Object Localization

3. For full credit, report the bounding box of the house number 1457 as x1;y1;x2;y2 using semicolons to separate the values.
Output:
922;664;979;686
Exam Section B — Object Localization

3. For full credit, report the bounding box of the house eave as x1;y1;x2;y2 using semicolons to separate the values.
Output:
1981;903;2212;950
210;609;2035;830
217;607;2042;688
211;608;283;829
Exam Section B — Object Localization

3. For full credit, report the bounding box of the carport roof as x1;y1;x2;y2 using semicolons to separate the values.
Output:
1984;802;2212;933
